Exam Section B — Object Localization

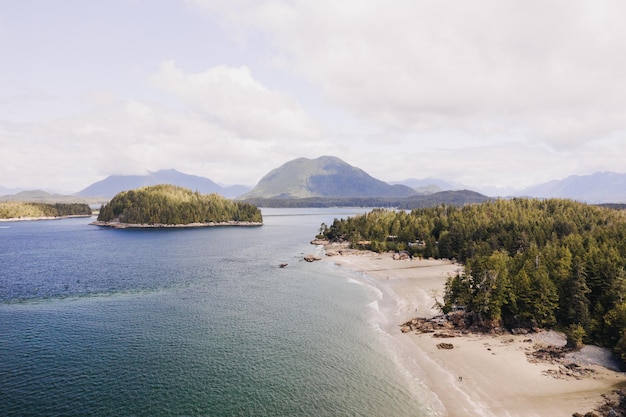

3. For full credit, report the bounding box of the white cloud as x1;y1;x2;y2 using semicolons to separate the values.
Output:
0;87;327;192
3;0;626;192
190;0;626;149
150;60;321;140
0;57;334;191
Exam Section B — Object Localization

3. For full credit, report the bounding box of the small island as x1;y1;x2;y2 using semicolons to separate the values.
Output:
92;184;262;228
0;202;92;221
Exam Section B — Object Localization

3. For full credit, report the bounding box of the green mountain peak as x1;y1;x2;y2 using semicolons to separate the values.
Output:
239;156;416;199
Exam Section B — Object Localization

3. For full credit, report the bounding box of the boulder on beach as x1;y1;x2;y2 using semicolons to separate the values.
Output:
304;254;322;262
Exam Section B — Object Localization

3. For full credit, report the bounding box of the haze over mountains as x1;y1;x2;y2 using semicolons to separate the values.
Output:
513;172;626;204
0;186;21;196
75;169;248;199
1;156;626;204
393;172;626;204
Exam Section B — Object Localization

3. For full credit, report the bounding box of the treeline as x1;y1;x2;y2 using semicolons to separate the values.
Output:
320;199;626;359
240;197;400;208
0;202;92;219
98;184;262;225
240;190;490;208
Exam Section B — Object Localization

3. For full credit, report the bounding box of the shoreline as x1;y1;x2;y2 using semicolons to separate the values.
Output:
90;220;263;229
323;248;626;417
0;215;93;222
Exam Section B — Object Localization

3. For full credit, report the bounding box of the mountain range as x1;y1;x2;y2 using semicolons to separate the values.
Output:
514;172;626;204
75;169;249;199
396;172;626;204
390;178;460;194
2;157;626;205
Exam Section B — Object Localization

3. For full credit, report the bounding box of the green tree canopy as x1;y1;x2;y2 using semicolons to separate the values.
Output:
97;184;262;225
0;202;92;219
320;199;626;355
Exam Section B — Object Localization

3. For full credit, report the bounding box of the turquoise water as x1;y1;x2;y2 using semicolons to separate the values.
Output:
0;209;431;416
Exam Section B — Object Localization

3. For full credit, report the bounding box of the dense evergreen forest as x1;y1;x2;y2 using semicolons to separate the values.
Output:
0;202;92;219
97;184;262;225
320;199;626;360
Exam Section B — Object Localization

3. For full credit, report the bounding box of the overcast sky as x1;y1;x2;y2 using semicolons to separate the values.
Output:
2;0;626;193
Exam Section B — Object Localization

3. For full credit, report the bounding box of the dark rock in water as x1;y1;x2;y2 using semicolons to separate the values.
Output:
279;263;288;268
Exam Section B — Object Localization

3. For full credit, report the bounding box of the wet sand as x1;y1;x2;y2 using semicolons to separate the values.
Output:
327;250;626;417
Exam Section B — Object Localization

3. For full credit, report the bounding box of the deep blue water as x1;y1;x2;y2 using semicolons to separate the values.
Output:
0;209;430;416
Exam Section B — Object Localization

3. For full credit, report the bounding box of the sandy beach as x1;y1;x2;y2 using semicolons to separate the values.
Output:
325;248;626;417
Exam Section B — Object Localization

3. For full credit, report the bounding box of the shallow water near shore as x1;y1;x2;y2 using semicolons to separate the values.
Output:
0;208;434;417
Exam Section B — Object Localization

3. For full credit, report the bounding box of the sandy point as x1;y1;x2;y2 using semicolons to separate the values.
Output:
324;249;626;417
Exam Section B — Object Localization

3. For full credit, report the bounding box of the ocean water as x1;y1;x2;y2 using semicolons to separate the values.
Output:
0;209;433;417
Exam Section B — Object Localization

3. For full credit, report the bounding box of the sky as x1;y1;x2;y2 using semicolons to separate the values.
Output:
1;0;626;193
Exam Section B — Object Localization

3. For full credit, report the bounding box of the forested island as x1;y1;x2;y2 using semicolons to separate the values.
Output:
0;202;92;220
319;198;626;363
93;184;262;228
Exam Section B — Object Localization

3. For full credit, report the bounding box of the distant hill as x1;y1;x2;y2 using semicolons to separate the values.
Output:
76;169;250;199
0;190;106;205
396;190;492;209
241;190;491;209
516;172;626;203
393;178;517;198
393;178;462;194
239;156;417;199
